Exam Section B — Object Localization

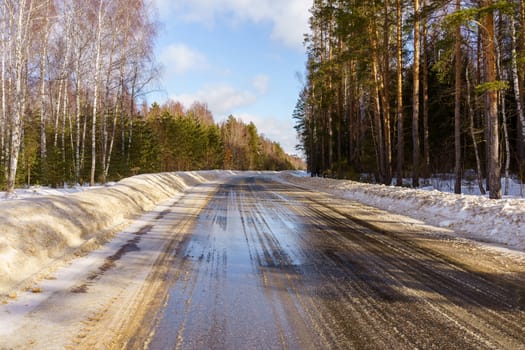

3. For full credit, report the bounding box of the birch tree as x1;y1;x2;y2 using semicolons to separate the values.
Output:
6;0;36;193
0;1;9;180
90;0;109;186
37;0;52;172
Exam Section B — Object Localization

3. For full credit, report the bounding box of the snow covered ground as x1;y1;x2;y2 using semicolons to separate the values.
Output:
0;171;225;295
279;171;525;252
1;170;523;297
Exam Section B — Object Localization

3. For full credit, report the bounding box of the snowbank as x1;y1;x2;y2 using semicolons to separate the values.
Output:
3;170;523;295
279;173;525;251
0;171;222;294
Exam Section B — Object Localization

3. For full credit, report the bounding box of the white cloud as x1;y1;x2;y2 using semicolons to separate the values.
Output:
252;75;269;95
267;1;311;49
172;84;257;115
236;113;299;155
160;44;209;75
167;0;310;50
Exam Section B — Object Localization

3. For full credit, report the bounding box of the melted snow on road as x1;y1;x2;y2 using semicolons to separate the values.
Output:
0;171;523;349
280;172;525;252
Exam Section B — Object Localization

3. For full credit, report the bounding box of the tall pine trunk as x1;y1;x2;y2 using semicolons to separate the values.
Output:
396;0;404;186
481;1;501;199
454;0;462;194
383;0;392;185
496;16;510;195
368;14;385;183
422;0;430;179
412;0;421;188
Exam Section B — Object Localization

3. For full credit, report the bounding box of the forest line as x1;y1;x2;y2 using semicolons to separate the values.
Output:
0;0;301;192
294;0;525;199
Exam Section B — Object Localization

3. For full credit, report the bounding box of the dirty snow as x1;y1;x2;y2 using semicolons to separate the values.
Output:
0;171;223;295
279;172;525;252
0;181;219;349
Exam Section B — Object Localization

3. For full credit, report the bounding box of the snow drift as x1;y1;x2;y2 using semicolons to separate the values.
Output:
279;173;525;251
0;171;219;295
3;170;524;296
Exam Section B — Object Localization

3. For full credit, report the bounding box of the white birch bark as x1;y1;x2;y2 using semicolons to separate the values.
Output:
74;52;83;181
7;0;34;193
39;0;50;163
53;14;71;149
101;22;119;183
90;0;107;186
0;12;8;180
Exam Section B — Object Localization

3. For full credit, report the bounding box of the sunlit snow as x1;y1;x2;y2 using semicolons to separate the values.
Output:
281;172;525;252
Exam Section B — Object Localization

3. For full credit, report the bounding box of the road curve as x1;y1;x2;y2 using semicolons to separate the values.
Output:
130;175;525;350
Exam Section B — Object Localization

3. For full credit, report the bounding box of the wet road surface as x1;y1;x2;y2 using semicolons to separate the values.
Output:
135;175;525;349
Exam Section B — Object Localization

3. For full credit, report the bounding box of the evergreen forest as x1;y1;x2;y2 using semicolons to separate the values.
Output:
294;0;525;198
0;0;301;192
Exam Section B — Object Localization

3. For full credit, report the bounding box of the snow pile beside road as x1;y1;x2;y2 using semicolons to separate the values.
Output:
0;171;221;294
280;173;525;251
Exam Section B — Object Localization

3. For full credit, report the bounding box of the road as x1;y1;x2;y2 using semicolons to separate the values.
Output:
135;175;525;349
1;174;525;349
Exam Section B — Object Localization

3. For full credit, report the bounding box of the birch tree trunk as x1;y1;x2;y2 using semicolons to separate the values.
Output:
7;0;33;193
0;15;8;181
39;0;51;174
104;49;127;180
73;52;83;182
90;0;106;186
519;0;525;165
70;1;89;183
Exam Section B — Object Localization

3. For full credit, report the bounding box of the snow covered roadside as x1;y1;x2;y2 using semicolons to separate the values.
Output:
279;172;525;251
0;171;224;295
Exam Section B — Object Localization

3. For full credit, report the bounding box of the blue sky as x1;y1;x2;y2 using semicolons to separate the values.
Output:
149;0;310;155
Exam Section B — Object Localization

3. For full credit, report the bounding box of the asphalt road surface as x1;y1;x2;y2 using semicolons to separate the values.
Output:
134;175;525;349
2;174;524;349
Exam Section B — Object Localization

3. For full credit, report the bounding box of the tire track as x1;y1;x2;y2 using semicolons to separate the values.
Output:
142;175;525;350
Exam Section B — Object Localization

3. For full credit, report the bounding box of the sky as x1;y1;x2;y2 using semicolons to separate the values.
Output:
148;0;311;156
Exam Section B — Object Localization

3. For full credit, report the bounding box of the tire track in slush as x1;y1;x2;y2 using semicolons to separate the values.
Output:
300;193;525;349
277;178;525;349
145;175;525;350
